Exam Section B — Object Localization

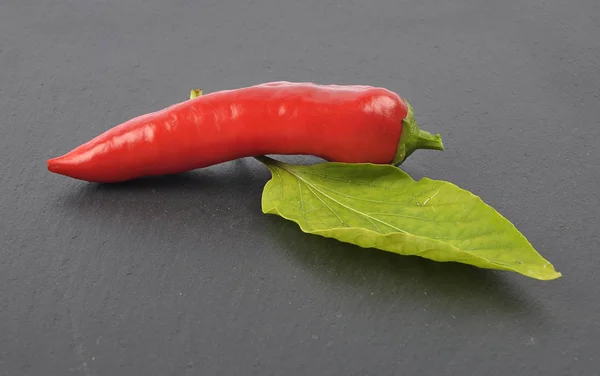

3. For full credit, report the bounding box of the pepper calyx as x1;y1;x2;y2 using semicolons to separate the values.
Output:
392;99;444;165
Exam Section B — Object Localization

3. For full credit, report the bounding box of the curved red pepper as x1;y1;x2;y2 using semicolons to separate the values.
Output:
47;81;443;183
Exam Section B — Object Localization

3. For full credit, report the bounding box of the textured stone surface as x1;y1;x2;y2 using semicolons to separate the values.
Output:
1;0;598;374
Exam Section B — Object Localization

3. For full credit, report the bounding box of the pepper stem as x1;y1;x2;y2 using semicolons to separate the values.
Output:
189;89;203;99
392;100;444;165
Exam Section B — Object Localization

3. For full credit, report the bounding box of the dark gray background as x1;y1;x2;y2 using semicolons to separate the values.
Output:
1;0;598;375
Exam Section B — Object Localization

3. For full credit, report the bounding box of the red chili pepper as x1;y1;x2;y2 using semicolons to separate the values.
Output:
47;81;444;183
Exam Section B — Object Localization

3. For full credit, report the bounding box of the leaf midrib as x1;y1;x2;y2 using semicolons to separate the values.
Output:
279;164;411;235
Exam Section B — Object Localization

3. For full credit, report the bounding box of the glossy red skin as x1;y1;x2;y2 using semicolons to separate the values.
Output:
47;81;408;183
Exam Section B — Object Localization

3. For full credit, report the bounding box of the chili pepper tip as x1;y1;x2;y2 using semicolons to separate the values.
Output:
47;154;80;180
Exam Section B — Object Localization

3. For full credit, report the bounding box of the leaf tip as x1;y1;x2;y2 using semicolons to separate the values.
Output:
525;265;562;281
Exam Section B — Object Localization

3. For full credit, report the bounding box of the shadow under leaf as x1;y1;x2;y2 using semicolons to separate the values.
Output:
260;212;550;322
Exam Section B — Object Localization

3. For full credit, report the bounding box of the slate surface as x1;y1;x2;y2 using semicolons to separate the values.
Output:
1;0;598;375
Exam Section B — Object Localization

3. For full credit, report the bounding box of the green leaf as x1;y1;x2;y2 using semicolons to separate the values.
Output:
255;156;561;280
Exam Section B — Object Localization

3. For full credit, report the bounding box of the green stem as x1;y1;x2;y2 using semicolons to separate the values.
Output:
189;89;203;99
392;100;444;165
414;130;444;151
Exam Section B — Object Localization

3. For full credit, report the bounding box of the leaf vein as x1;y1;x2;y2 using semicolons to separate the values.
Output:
284;168;409;234
302;181;346;227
